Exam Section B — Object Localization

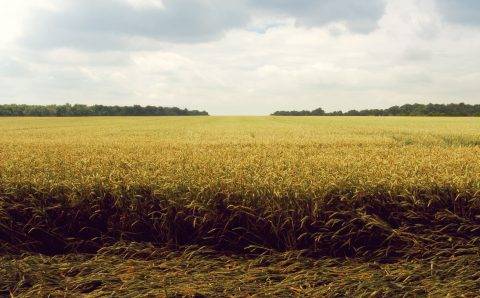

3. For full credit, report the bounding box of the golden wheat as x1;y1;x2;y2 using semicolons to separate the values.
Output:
1;116;479;203
1;116;480;296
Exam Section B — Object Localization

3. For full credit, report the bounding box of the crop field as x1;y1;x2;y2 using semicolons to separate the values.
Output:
1;116;480;296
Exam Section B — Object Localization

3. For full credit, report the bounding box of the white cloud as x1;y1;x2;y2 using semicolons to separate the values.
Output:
126;0;165;9
0;0;479;114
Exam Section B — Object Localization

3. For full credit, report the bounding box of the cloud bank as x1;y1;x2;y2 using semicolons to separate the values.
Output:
0;0;479;114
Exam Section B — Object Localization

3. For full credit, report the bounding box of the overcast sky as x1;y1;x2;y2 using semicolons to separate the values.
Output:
1;0;479;115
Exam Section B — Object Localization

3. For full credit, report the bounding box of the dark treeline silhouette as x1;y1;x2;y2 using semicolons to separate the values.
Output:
0;104;209;116
272;103;480;116
272;107;327;116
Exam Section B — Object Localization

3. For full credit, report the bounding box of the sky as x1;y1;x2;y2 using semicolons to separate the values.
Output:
0;0;479;115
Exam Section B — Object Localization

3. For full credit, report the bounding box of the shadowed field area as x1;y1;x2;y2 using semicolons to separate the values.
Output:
3;243;480;297
1;116;480;296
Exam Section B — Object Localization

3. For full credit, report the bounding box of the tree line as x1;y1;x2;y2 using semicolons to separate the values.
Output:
0;104;209;116
272;103;480;116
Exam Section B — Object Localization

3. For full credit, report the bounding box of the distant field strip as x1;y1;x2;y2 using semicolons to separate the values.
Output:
1;116;480;259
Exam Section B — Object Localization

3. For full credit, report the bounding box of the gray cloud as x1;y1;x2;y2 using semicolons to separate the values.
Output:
0;57;29;77
436;0;480;26
401;48;433;62
250;0;386;33
23;0;387;51
24;0;250;50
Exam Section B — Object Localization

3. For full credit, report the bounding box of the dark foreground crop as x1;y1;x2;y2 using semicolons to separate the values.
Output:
2;187;480;296
2;242;480;297
2;188;480;260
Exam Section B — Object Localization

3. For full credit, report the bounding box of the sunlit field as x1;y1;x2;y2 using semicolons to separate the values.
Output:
2;116;480;296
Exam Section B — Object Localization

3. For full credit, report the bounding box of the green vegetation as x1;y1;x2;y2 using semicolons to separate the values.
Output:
272;102;480;116
1;116;480;296
272;107;327;116
0;104;208;116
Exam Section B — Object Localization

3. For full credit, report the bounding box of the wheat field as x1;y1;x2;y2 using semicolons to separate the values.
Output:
2;116;480;296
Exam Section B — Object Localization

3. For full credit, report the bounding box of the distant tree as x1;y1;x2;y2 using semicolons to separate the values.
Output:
272;103;480;117
329;111;343;116
0;104;209;116
311;107;325;115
